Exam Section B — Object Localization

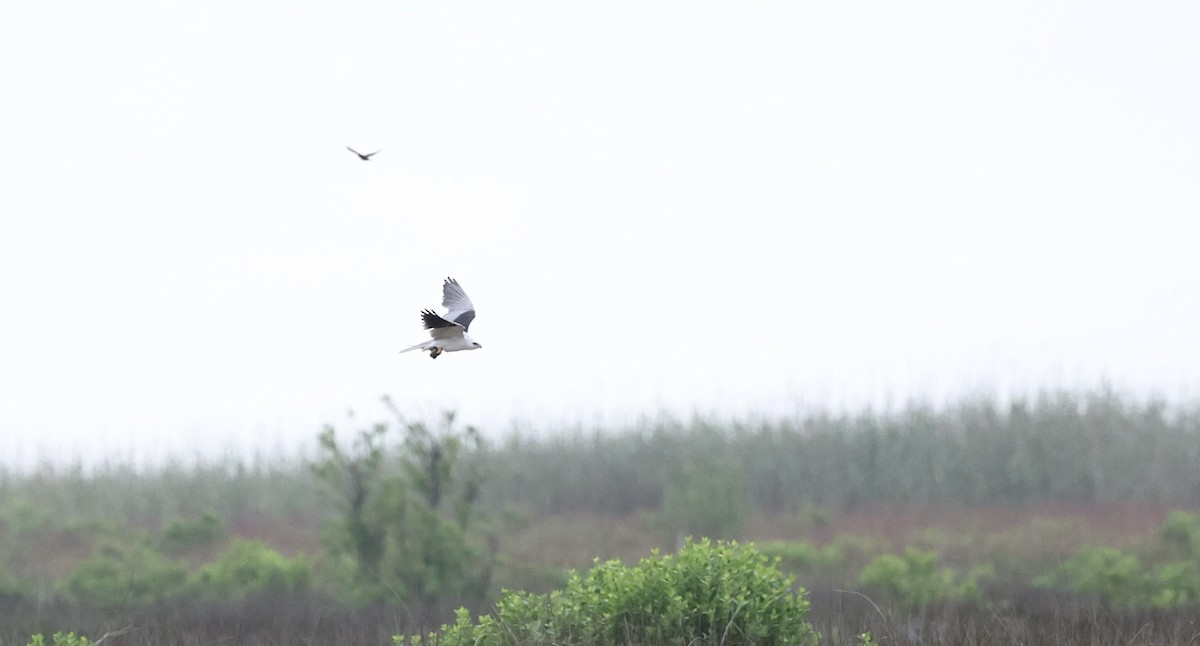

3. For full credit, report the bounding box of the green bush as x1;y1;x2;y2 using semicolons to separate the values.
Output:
758;540;826;573
758;538;864;575
314;413;493;607
192;538;312;600
0;499;54;540
1036;544;1200;608
1160;511;1200;557
859;548;989;609
66;544;189;607
26;633;94;646
408;539;817;646
159;512;224;556
378;503;490;606
1034;547;1145;605
1146;559;1200;608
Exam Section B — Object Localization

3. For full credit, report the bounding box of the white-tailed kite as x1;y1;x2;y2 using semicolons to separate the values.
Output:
399;277;482;359
347;146;380;160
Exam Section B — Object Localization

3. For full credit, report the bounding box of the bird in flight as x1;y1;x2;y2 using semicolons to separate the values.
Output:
346;146;380;161
399;277;482;359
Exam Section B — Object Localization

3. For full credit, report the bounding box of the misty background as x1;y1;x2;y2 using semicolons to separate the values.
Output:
2;0;1198;467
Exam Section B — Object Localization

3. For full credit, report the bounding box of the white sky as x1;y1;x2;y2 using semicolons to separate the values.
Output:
2;0;1199;466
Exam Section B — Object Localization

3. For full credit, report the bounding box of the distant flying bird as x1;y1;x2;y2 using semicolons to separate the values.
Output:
346;146;380;160
399;278;482;359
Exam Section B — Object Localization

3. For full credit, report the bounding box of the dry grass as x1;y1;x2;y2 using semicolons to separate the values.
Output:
6;593;1200;646
809;587;1200;646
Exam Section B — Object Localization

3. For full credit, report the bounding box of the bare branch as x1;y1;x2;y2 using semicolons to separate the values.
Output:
94;626;137;645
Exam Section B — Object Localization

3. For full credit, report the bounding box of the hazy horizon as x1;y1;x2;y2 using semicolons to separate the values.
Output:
3;1;1198;468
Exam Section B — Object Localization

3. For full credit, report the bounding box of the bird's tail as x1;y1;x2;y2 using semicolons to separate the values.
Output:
399;340;432;354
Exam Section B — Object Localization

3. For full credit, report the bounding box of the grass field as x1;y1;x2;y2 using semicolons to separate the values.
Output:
4;391;1200;644
5;504;1197;645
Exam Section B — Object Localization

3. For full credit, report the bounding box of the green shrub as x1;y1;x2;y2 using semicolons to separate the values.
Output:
1036;545;1200;608
66;544;189;607
859;548;988;609
1146;559;1200;608
0;499;54;540
1034;546;1147;605
26;632;94;646
1160;511;1200;556
192;538;312;600
408;539;817;646
758;540;826;573
159;512;224;556
758;537;872;575
314;413;493;607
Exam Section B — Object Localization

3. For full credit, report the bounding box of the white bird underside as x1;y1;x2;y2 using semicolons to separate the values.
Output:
399;278;481;359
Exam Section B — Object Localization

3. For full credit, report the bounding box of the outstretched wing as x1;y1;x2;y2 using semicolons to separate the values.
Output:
364;150;381;158
441;277;476;331
346;146;362;156
421;309;465;340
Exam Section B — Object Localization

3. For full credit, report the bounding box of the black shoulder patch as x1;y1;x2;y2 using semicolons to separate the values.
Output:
421;309;457;330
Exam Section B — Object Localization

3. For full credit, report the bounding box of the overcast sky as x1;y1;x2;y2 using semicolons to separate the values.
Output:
2;0;1198;467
